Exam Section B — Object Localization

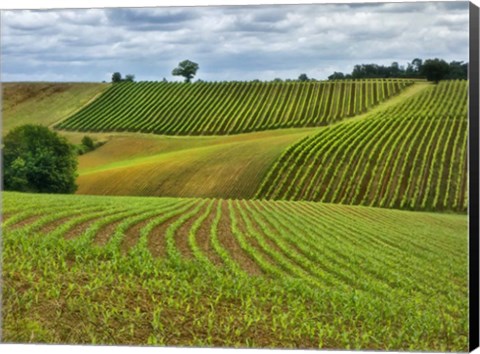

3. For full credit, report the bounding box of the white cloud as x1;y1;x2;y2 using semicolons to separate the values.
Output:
0;2;470;82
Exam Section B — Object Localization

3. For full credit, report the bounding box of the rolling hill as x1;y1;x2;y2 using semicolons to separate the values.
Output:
75;128;316;198
55;79;413;135
67;80;425;199
2;82;108;133
256;80;468;212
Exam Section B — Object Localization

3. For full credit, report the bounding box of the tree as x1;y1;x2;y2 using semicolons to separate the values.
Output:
172;60;199;83
81;135;95;152
328;72;345;80
411;58;423;73
112;72;122;83
447;61;468;80
421;58;450;83
3;125;78;193
298;73;309;82
125;74;135;82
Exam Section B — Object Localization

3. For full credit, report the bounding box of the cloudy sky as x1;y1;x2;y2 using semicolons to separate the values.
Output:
0;1;470;82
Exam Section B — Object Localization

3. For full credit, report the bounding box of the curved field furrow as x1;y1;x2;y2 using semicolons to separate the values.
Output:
214;200;263;276
56;79;413;135
187;200;224;267
2;192;468;351
144;200;200;258
256;80;468;212
228;200;286;278
295;203;467;295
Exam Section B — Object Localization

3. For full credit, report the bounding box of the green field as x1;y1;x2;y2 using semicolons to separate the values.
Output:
1;78;469;350
2;82;109;133
256;80;468;212
55;79;413;135
75;128;316;198
2;191;468;350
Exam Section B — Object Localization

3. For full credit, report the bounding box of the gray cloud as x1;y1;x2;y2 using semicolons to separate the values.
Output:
1;2;470;82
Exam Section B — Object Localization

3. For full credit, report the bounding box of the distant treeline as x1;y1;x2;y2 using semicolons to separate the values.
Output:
328;58;468;82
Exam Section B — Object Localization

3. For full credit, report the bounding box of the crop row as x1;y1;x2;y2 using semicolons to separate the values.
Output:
56;80;413;135
2;191;468;350
256;80;468;212
2;192;467;297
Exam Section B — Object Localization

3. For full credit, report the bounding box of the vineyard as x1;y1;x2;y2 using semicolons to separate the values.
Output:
256;80;468;212
2;191;468;350
55;79;413;135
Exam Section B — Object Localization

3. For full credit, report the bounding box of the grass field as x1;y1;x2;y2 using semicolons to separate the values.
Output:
2;82;109;133
74;128;317;198
2;191;468;350
256;80;468;212
55;79;413;135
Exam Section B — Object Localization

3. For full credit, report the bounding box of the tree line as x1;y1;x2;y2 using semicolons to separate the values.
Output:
328;58;468;83
111;57;467;85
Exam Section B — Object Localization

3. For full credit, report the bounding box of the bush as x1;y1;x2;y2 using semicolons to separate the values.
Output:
3;125;78;193
81;135;95;151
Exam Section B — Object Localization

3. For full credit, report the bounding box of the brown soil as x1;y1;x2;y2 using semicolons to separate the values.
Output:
93;219;123;247
8;213;45;230
147;204;197;259
1;212;15;223
217;201;263;276
172;205;208;260
64;218;99;240
120;216;156;254
195;201;224;266
231;201;280;268
38;216;75;235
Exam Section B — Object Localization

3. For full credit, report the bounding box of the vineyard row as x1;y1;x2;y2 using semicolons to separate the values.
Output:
56;79;413;135
256;80;468;212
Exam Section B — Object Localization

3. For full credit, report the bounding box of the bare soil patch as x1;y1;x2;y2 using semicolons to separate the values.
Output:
147;204;198;259
195;201;224;266
93;220;123;247
217;201;262;276
39;216;75;235
8;214;45;230
120;217;156;254
64;217;101;240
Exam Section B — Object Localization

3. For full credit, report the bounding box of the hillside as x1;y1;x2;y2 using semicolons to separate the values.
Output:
55;79;413;135
74;128;316;199
256;80;468;212
2;82;109;133
2;191;468;350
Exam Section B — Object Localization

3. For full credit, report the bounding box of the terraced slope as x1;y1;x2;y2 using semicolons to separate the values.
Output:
256;80;468;212
2;82;109;133
2;192;467;350
56;79;413;135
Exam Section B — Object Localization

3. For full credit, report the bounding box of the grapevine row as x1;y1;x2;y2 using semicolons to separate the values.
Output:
256;80;468;212
56;79;413;135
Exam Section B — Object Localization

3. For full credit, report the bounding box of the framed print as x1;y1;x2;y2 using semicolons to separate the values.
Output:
1;0;479;352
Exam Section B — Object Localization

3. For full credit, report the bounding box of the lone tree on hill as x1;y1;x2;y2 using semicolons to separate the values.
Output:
3;125;78;193
172;60;199;83
421;58;450;83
